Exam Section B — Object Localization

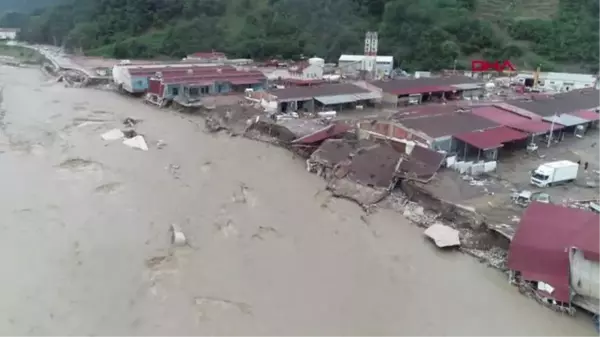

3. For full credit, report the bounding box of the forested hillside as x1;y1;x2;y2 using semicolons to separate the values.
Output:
5;0;599;72
0;0;59;13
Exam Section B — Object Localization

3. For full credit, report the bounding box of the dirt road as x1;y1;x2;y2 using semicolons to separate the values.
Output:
0;66;594;335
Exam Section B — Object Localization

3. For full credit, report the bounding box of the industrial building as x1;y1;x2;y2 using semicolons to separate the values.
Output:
112;63;235;94
370;76;484;107
338;55;394;76
0;28;19;40
513;72;599;91
265;83;381;114
508;202;599;310
144;66;266;107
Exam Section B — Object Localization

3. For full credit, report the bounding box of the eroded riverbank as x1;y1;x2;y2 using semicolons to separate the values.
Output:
0;66;594;335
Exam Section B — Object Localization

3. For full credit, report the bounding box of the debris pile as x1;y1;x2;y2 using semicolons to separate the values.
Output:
401;201;438;226
99;117;148;151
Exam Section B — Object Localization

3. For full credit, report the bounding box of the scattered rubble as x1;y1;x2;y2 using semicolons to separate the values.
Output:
123;117;141;128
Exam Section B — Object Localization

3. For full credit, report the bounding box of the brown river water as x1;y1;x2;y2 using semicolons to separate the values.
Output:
0;66;594;335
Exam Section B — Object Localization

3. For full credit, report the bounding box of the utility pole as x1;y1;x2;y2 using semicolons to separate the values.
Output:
547;112;557;148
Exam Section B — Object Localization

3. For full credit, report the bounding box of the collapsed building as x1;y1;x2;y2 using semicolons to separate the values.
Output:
307;138;445;205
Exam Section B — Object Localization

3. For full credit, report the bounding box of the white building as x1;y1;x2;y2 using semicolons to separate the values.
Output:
514;71;599;92
338;54;394;76
0;28;19;40
287;57;324;81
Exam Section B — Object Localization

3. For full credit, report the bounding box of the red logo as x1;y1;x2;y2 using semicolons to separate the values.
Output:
471;60;516;72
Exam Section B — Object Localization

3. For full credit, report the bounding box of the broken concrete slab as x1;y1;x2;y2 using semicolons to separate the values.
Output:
123;135;148;151
101;128;124;141
424;223;460;248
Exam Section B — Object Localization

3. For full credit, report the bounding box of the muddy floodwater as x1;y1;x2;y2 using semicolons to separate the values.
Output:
0;66;594;335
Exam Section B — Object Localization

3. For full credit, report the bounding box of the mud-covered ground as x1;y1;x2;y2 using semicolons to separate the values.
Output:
0;66;595;335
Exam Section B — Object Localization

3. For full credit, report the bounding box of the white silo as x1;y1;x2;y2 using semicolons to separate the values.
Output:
308;57;325;79
308;57;325;67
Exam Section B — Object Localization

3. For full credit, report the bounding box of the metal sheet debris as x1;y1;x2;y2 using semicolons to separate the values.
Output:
424;223;460;248
101;128;124;141
123;135;148;151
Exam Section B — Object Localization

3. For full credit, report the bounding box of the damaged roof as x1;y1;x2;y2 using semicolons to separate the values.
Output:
310;139;375;168
292;123;353;144
371;76;482;95
398;112;499;138
507;202;600;302
311;138;444;185
346;143;402;188
397;144;445;182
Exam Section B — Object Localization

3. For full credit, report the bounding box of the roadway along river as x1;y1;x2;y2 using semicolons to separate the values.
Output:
0;66;594;335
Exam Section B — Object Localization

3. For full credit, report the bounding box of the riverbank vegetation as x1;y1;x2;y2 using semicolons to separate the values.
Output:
1;0;598;72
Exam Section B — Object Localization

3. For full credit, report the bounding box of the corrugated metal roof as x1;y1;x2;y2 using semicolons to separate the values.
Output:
472;106;559;134
451;83;483;90
507;202;599;302
229;78;262;85
353;91;382;100
506;88;600;117
399;112;498;138
370;76;482;95
292;123;352;144
542;114;589;127
390;85;457;96
568;109;600;121
270;83;369;101
454;126;529;150
315;94;358;105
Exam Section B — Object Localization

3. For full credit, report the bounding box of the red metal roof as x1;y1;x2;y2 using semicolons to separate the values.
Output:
128;65;237;76
162;75;264;84
389;85;457;96
568;109;600;121
454;126;528;150
229;78;262;85
472;106;562;134
507;202;600;302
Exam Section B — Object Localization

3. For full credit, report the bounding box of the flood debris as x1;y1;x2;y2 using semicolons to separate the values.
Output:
58;158;102;170
101;128;124;141
167;164;181;179
123;135;148;151
156;139;167;149
122;128;137;138
170;224;187;247
193;296;253;319
123;117;141;128
94;182;122;194
145;255;171;269
251;226;280;240
424;223;460;248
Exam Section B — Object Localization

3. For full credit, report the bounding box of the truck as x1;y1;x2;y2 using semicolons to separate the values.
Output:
530;160;579;187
